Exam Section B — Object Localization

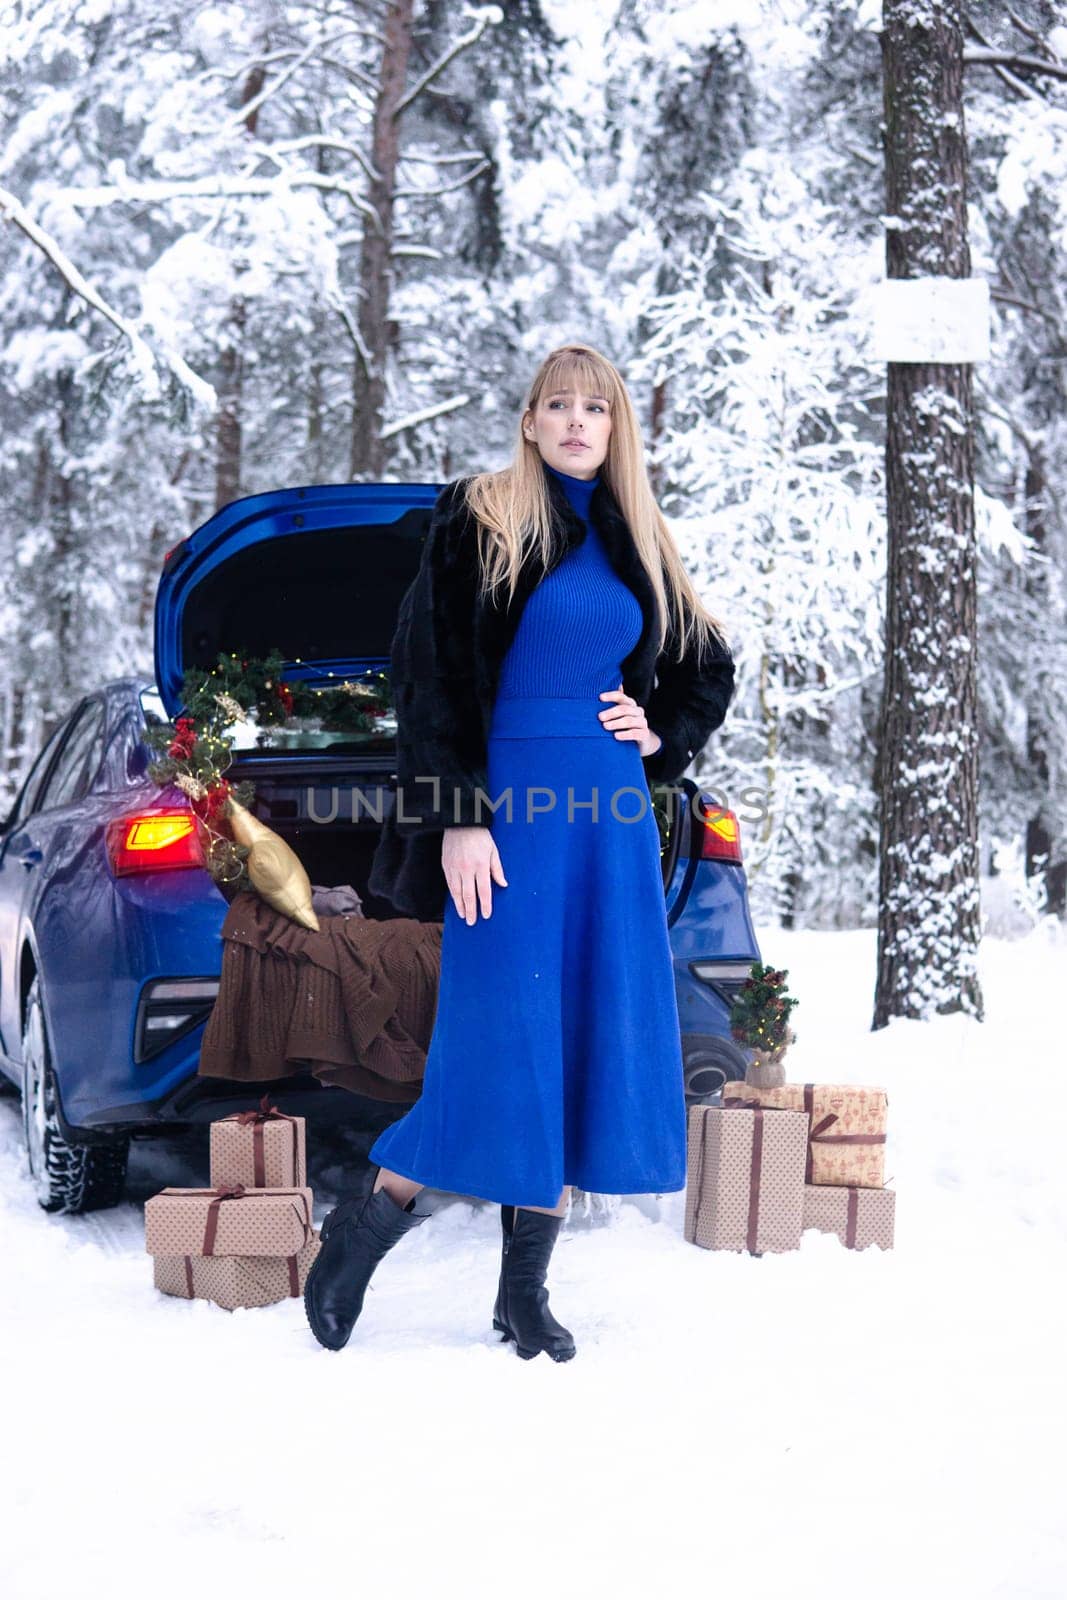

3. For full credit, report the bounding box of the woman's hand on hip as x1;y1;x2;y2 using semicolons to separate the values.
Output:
442;826;508;925
598;686;663;758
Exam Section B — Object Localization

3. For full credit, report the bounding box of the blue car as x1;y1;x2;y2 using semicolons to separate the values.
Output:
0;482;761;1213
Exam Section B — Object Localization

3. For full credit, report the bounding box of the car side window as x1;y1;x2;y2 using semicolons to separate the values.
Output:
96;709;143;790
35;701;107;813
4;721;68;828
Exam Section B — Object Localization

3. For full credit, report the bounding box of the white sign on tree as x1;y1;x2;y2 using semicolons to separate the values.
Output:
870;276;990;363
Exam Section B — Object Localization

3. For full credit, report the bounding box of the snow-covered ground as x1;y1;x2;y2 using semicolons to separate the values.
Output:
2;919;1065;1600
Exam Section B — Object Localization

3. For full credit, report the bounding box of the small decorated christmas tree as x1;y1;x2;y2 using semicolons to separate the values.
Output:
729;962;800;1089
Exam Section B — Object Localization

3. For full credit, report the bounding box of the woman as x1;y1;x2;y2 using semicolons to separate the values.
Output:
304;343;735;1361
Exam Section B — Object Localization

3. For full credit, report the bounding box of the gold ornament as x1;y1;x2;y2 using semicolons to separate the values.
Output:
226;800;319;930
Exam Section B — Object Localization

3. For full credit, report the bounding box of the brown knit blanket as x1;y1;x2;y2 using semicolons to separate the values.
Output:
198;892;443;1103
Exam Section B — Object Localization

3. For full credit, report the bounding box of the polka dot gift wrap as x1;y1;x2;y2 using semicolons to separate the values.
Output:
153;1233;321;1311
684;1106;808;1254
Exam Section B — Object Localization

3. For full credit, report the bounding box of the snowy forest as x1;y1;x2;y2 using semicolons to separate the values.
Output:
2;0;1066;943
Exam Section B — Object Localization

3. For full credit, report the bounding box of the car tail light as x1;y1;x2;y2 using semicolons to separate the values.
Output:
688;798;743;863
106;811;205;876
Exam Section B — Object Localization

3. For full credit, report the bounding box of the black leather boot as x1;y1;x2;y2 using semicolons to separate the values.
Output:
304;1169;430;1351
492;1203;576;1362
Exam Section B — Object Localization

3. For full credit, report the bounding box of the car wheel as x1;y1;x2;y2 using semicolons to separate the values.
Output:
21;975;130;1214
682;1032;749;1105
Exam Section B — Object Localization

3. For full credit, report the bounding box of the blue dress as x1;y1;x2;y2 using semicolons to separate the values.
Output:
368;462;687;1207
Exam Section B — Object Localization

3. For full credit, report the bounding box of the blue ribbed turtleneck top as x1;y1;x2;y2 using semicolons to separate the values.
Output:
544;458;598;527
492;459;644;706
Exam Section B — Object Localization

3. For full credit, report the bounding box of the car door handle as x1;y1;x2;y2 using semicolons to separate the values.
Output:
19;848;43;868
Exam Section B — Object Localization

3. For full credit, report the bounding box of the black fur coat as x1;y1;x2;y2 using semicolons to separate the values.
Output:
367;465;736;920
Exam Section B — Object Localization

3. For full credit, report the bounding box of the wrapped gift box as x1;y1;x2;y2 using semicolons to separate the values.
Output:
722;1081;888;1189
803;1183;896;1251
685;1104;808;1254
153;1231;321;1310
145;1185;314;1259
209;1098;307;1189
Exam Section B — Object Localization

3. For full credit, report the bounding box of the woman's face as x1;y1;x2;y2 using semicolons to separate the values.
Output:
522;382;612;479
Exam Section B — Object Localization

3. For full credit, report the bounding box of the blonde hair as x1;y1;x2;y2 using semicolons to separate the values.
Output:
461;343;729;663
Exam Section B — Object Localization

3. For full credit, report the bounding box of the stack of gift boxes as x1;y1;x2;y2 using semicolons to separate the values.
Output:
684;1080;895;1255
144;1096;321;1310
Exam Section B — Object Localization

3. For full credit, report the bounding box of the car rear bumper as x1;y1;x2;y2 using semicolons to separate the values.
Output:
53;1065;393;1143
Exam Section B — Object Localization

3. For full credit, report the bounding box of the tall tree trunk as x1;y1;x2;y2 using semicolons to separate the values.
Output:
350;0;414;480
215;59;266;509
306;139;331;480
51;369;77;709
215;297;245;510
648;376;667;498
874;0;983;1025
1022;445;1067;916
2;680;26;805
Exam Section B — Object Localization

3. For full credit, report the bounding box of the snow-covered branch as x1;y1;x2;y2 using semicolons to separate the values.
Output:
199;28;382;89
0;185;214;409
391;243;445;259
326;291;371;366
1005;9;1062;60
221;30;373;130
398;148;493;165
51;171;378;225
394;158;491;198
253;134;381;186
963;48;1067;83
393;6;502;116
380;393;471;439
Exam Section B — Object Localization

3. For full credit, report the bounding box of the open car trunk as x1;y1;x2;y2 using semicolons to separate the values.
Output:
154;480;439;727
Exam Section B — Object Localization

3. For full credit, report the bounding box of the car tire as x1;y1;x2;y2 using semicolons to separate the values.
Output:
682;1033;749;1105
21;975;130;1214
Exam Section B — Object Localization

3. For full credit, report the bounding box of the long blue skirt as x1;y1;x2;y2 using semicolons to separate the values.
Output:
368;696;687;1207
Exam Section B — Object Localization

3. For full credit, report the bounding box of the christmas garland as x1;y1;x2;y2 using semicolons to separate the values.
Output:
177;647;391;734
143;650;393;887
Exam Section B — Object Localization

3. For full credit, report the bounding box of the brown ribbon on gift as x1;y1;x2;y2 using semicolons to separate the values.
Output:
184;1255;194;1296
747;1109;764;1253
158;1185;312;1257
203;1183;248;1254
846;1187;859;1249
231;1095;303;1187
